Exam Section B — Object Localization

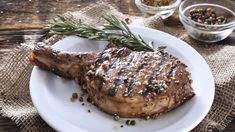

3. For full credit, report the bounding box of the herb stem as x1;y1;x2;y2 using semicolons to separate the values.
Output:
48;15;154;51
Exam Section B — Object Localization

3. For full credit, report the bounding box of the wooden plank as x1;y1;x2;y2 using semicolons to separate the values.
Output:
0;29;45;58
0;0;98;29
0;0;141;30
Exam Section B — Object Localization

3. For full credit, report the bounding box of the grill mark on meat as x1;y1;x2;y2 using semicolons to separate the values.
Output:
109;51;148;97
106;48;130;96
136;52;148;71
143;53;166;96
123;79;134;96
107;48;131;96
107;52;137;96
149;54;166;82
116;53;135;76
95;48;116;64
167;63;177;78
109;78;122;96
109;48;127;69
123;52;148;96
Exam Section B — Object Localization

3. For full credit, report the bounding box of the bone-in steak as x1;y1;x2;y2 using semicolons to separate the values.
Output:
30;42;195;118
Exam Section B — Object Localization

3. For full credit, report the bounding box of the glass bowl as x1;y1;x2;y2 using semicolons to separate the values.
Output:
179;0;235;43
135;0;181;19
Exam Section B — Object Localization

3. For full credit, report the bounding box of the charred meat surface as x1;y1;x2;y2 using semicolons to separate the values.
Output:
30;42;195;118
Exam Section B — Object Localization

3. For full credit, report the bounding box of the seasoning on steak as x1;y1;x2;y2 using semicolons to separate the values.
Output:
30;42;195;118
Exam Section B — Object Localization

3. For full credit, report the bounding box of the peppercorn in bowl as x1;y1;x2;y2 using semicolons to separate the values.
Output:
179;0;235;43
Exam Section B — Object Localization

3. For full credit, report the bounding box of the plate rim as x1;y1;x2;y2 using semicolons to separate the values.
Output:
30;25;215;132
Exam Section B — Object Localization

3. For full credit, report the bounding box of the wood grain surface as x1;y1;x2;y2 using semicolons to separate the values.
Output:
0;0;234;131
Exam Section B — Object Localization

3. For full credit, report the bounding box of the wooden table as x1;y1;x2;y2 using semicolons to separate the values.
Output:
0;0;234;131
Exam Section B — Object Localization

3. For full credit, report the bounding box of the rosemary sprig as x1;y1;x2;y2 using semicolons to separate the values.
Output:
47;15;154;51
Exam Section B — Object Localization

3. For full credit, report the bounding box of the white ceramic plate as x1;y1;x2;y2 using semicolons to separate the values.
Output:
30;26;214;132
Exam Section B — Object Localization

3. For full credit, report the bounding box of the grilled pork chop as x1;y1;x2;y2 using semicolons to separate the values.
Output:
30;42;195;118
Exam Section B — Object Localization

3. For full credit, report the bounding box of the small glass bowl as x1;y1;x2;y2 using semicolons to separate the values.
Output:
179;0;235;43
135;0;181;19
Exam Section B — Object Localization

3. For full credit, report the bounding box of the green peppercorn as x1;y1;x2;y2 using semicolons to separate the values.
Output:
72;93;78;99
113;114;120;121
130;120;136;126
126;120;131;125
87;97;92;103
79;97;83;102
